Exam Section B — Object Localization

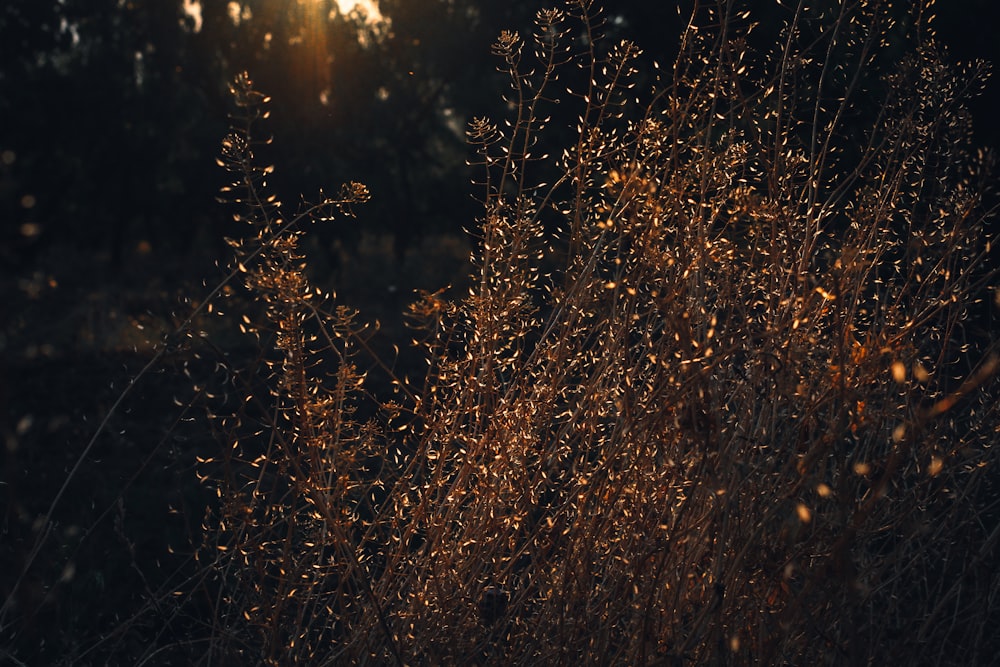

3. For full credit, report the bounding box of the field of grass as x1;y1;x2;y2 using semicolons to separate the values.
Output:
3;1;998;664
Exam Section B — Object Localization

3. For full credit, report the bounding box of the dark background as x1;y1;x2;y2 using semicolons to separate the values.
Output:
1;0;998;661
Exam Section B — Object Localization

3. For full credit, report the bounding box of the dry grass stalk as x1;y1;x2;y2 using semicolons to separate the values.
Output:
176;2;997;665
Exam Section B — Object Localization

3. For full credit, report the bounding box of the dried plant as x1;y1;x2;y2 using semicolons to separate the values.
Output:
175;2;997;665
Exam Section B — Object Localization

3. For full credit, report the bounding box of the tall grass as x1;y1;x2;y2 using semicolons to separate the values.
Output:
197;2;999;664
19;1;996;664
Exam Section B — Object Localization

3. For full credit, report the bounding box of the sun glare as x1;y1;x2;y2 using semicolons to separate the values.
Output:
334;0;383;23
182;1;385;33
